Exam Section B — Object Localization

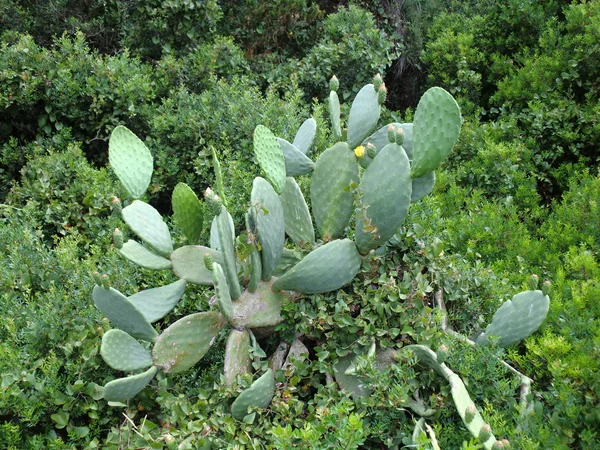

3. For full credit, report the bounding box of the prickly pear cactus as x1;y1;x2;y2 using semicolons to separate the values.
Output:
91;77;546;437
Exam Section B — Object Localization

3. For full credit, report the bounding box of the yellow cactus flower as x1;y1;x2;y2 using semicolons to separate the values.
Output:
354;145;365;158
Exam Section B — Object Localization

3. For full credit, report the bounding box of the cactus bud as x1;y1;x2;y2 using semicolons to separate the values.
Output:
113;228;123;249
377;82;387;105
479;424;492;442
366;143;377;159
372;74;383;91
542;280;551;296
101;274;110;290
501;439;511;449
529;274;539;290
92;271;103;286
204;188;223;217
358;157;369;169
111;196;122;216
436;344;449;363
395;127;405;146
354;145;365;158
464;405;476;424
493;441;505;449
329;75;339;92
387;124;396;144
204;253;214;271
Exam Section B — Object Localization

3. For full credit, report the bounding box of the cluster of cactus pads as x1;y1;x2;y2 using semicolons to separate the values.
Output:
93;75;550;443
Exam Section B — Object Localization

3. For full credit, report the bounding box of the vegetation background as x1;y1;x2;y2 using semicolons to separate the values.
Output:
0;0;598;448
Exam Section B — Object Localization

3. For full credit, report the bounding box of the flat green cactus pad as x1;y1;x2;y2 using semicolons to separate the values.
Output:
363;123;413;158
251;177;285;281
231;369;276;420
171;245;223;285
230;280;284;329
119;240;172;270
153;312;227;373
279;177;315;245
355;143;412;253
273;248;303;277
311;142;359;241
103;366;158;403
93;286;157;341
224;329;252;386
475;290;550;347
122;200;173;257
277;138;315;176
108;126;153;199
172;183;203;243
210;210;234;251
293;118;317;154
333;354;372;398
216;206;242;299
329;91;342;141
411;171;436;202
100;329;153;371
347;84;381;149
411;87;462;178
212;262;233;322
253;125;286;194
272;239;361;294
128;279;187;324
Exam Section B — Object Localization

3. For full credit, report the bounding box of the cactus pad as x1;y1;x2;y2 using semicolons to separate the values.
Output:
128;279;187;324
279;177;315;245
93;286;157;341
216;206;242;299
103;366;158;403
212;262;233;322
272;239;361;294
119;240;172;270
153;312;227;373
172;182;204;243
171;246;223;284
411;171;436;202
100;329;153;371
311;143;359;241
253;125;286;194
411;87;462;178
355;142;412;253
475;290;550;347
210;210;234;251
122;200;173;257
292;118;317;154
347;84;381;149
329;91;342;141
224;329;252;385
231;369;276;420
108;126;153;199
230;280;284;329
251;177;285;281
277;138;315;176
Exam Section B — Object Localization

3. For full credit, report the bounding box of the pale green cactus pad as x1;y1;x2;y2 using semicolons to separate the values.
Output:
100;329;153;371
216;206;242;299
355;142;412;253
210;210;234;251
172;182;203;243
245;210;262;293
230;280;284;329
333;354;372;398
279;177;315;245
103;366;158;403
411;87;462;178
231;369;276;420
171;245;223;284
119;240;172;270
108;126;153;199
152;312;227;373
273;248;303;277
251;177;285;281
311;142;359;241
253;125;286;194
224;329;252;386
475;290;550;347
122;200;173;257
329;91;342;141
362;122;402;159
128;279;187;324
272;239;361;294
411;171;436;202
277;138;315;176
93;286;157;341
347;84;381;149
212;262;233;322
292;117;317;154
